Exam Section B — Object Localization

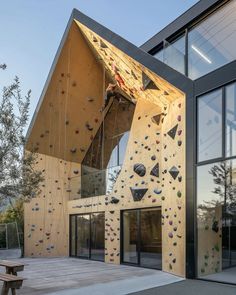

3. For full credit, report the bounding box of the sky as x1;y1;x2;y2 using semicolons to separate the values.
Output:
0;0;198;123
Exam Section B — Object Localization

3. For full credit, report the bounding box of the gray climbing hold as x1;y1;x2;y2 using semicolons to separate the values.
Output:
130;187;148;202
167;124;178;140
169;166;179;180
133;163;146;177
150;163;159;177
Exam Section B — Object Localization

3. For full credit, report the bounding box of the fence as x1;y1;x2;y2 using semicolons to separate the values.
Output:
0;222;21;249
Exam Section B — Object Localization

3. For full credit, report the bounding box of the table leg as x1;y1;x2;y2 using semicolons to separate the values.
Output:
1;282;9;295
11;289;15;295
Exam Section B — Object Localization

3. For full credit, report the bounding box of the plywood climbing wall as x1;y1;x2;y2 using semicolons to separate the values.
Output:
68;95;185;277
25;16;186;277
24;154;80;257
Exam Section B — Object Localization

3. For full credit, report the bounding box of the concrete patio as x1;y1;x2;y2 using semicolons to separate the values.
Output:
0;257;183;295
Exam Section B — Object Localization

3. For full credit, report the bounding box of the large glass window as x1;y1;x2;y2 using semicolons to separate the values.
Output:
197;160;236;284
198;89;222;162
153;1;236;79
226;83;236;157
70;213;105;261
81;96;135;198
154;34;186;75
188;0;236;79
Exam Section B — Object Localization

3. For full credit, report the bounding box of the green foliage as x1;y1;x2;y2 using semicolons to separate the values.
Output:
0;64;44;248
0;64;44;205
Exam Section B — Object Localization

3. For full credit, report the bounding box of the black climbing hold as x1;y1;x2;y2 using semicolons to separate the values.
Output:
110;197;119;204
150;163;159;177
152;114;162;125
133;163;146;177
142;71;159;91
130;187;148;202
169;166;179;180
212;220;219;233
151;155;156;161
167;124;178;140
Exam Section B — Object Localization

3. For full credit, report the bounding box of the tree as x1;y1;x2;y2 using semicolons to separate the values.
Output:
0;64;44;215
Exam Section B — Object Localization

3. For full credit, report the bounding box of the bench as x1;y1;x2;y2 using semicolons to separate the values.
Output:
0;273;24;295
0;261;25;276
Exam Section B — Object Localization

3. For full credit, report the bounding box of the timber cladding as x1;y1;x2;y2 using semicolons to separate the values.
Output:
24;15;186;277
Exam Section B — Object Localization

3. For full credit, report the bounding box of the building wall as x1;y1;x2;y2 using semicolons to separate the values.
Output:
68;95;186;277
24;154;80;257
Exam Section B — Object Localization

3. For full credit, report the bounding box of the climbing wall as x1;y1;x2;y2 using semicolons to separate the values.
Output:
25;15;186;277
68;95;185;276
24;154;80;257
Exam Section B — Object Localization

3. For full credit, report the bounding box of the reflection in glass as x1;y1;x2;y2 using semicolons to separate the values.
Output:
140;209;162;269
77;215;90;258
197;160;236;283
188;1;236;79
123;210;139;264
91;213;105;261
70;216;76;256
226;83;236;158
163;36;186;74
153;36;186;74
198;89;222;162
81;96;135;198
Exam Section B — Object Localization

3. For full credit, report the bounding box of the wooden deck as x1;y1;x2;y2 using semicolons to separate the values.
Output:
0;258;183;294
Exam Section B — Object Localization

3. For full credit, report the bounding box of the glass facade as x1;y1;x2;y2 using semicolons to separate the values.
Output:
197;161;236;283
154;35;186;74
70;213;105;261
153;0;236;79
197;82;236;284
81;96;135;198
197;89;222;162
122;208;162;269
226;83;236;157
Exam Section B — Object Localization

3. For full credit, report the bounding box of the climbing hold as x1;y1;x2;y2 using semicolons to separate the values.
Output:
110;197;119;204
133;163;146;177
167;124;178;140
130;187;148;202
70;148;77;153
154;188;162;194
177;191;182;198
169;166;179;180
150;163;159;177
152;114;162;125
142;72;159;90
151;155;156;161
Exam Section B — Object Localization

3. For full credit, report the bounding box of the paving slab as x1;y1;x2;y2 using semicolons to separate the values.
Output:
0;257;183;294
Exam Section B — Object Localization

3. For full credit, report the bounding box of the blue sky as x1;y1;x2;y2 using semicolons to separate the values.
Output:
1;0;198;121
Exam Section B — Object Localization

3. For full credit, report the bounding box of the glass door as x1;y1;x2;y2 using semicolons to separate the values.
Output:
140;208;162;269
122;210;139;264
70;213;105;261
77;214;90;258
122;208;162;269
91;212;105;261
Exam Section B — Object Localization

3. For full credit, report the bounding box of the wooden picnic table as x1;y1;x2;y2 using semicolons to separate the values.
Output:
0;260;25;276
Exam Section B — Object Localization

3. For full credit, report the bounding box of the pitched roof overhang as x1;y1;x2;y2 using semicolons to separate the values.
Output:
25;9;193;163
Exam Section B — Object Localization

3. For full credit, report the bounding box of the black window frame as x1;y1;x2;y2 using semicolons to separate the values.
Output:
69;212;105;262
120;206;162;270
196;80;236;166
